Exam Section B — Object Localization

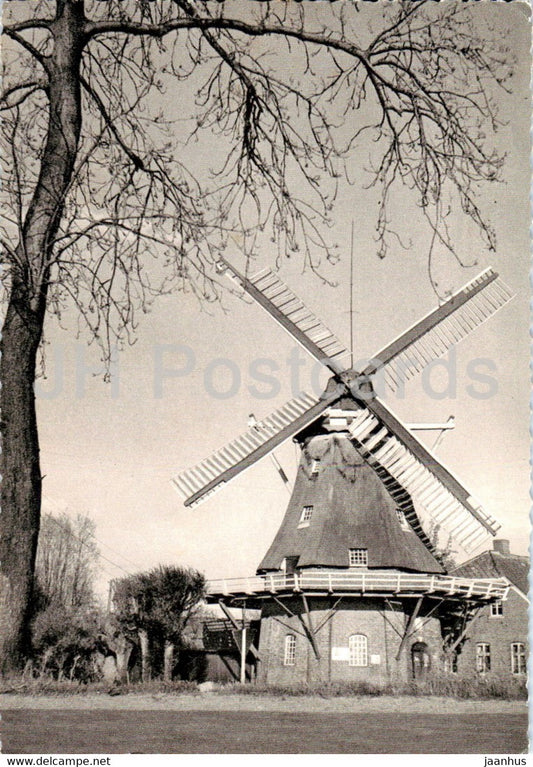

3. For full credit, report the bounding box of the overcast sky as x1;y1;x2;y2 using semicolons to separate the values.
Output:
34;2;531;599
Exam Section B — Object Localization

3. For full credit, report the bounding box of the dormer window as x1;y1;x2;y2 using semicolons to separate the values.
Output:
298;505;313;527
281;556;299;574
310;460;320;479
349;548;368;567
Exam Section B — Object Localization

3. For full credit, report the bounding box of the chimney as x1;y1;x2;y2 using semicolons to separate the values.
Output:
493;539;510;556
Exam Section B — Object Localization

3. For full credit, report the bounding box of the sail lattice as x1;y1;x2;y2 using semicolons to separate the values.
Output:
173;389;337;507
347;404;500;553
367;269;514;393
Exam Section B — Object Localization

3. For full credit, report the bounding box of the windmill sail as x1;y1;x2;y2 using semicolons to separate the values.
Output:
364;268;514;393
347;397;500;552
173;389;339;508
177;259;508;553
219;259;350;375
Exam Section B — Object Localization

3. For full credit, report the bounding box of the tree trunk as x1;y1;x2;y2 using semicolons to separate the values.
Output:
0;290;46;672
111;634;133;685
138;628;151;683
163;640;174;682
0;0;84;673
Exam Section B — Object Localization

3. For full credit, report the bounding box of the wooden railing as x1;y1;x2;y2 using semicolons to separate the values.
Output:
206;570;509;600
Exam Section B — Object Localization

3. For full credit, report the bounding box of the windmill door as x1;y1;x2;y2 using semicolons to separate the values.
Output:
411;642;431;681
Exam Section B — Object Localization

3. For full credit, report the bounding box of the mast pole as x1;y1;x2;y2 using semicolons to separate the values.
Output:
350;220;355;369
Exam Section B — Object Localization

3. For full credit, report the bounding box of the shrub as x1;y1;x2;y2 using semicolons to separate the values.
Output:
216;675;527;700
31;604;104;683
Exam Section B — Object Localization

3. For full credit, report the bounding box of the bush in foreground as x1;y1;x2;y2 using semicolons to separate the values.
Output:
0;676;198;696
0;675;526;700
219;675;527;701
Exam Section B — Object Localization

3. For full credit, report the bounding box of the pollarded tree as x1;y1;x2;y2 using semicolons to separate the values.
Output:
111;565;205;682
111;572;154;682
148;565;206;681
0;0;512;671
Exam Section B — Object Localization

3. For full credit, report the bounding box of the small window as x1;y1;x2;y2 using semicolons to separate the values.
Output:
284;634;296;666
349;634;368;667
490;601;503;618
310;460;320;478
299;505;313;525
476;643;491;673
349;548;368;567
511;643;526;675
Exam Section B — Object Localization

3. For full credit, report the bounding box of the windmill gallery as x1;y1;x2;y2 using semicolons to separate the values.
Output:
173;261;522;686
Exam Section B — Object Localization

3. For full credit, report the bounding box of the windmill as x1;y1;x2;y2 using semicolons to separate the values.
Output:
173;260;512;685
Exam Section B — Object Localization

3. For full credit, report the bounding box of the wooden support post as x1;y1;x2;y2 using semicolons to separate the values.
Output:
380;604;403;640
383;599;404;639
447;606;483;655
408;598;445;632
314;597;343;635
218;599;261;661
272;595;297;619
240;602;247;685
300;594;321;661
395;597;423;661
271;615;308;639
302;594;315;634
273;594;321;660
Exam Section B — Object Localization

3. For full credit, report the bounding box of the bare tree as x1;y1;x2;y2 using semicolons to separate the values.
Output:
30;511;101;680
0;0;512;671
35;512;98;611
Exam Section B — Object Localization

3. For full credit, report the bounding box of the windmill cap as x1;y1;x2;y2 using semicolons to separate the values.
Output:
493;539;511;555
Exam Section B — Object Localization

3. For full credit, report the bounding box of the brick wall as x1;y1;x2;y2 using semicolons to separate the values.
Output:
256;595;443;686
455;588;528;678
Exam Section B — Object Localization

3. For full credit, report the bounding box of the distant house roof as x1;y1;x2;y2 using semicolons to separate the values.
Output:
452;548;529;595
258;433;444;575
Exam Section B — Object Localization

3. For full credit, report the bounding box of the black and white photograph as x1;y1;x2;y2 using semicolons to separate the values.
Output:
0;0;530;758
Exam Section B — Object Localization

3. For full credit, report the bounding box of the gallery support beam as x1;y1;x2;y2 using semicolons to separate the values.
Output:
446;605;484;655
300;594;321;661
395;597;423;661
217;599;261;662
271;594;321;660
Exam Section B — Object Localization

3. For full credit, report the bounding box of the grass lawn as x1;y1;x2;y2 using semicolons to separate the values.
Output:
2;710;528;754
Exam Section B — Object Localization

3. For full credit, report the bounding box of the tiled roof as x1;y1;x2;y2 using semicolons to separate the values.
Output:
452;550;529;595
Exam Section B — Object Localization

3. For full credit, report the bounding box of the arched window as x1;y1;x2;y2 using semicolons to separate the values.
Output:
348;634;368;667
283;634;296;666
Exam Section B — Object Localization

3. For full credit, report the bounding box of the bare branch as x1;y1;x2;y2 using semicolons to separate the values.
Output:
3;28;51;72
2;18;52;34
79;75;145;170
0;79;48;109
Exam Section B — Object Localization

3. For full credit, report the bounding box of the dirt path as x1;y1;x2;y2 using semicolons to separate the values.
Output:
0;692;527;714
